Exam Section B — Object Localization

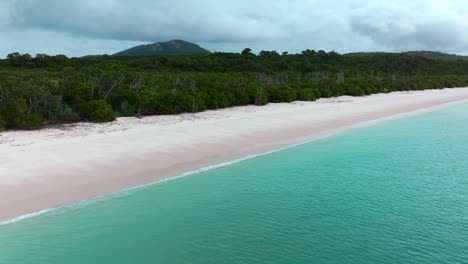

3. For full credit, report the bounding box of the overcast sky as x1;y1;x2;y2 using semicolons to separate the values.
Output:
1;0;468;57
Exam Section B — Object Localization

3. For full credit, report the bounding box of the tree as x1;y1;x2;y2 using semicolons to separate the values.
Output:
241;48;253;56
259;50;280;57
13;114;43;129
119;101;137;116
255;74;273;105
301;49;317;56
7;52;32;67
297;89;316;101
83;100;116;122
0;114;5;131
0;98;29;128
7;52;21;60
344;84;365;96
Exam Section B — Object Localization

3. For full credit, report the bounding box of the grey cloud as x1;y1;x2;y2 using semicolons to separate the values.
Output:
349;0;468;52
9;0;292;43
2;0;468;57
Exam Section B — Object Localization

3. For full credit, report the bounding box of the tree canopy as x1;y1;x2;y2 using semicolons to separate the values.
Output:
1;49;468;130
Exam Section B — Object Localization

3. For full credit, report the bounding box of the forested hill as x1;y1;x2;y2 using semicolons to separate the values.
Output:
112;40;211;56
345;51;468;61
404;51;468;61
1;49;468;131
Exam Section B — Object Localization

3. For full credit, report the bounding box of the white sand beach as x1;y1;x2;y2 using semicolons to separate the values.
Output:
1;88;468;222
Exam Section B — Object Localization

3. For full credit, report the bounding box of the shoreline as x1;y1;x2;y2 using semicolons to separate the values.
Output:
2;88;468;223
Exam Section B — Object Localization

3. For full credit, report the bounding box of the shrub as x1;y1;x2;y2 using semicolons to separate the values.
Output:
344;85;365;96
0;114;5;131
297;89;316;101
320;88;332;98
84;100;116;123
13;113;44;129
254;91;269;106
119;101;137;116
57;104;78;122
269;87;297;103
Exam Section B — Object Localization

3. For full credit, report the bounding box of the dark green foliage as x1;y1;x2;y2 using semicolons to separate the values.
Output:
0;114;5;131
346;51;468;62
119;101;137;116
0;97;44;130
241;48;254;56
0;98;44;129
296;89;316;101
12;113;43;129
344;84;365;96
255;91;269;106
269;86;297;103
83;100;116;123
56;104;79;122
2;49;468;130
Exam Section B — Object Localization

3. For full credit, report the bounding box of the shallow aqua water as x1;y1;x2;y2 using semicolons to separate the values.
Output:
1;103;468;264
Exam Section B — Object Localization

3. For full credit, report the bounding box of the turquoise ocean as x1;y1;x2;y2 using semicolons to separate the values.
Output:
1;102;468;264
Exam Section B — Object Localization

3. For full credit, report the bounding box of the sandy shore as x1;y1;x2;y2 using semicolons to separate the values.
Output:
1;88;468;222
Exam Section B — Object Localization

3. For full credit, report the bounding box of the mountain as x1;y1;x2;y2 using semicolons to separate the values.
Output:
402;51;468;61
345;51;468;61
112;40;211;57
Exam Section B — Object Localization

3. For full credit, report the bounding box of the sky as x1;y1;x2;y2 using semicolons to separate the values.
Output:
1;0;468;57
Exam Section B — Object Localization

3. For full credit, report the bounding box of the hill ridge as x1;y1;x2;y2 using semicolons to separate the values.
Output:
112;40;211;57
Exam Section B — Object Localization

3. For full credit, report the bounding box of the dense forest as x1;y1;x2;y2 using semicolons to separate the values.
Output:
1;49;468;131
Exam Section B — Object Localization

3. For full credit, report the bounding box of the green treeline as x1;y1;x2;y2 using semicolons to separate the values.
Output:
1;49;468;131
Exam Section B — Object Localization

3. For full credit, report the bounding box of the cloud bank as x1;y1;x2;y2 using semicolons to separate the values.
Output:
1;0;468;57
